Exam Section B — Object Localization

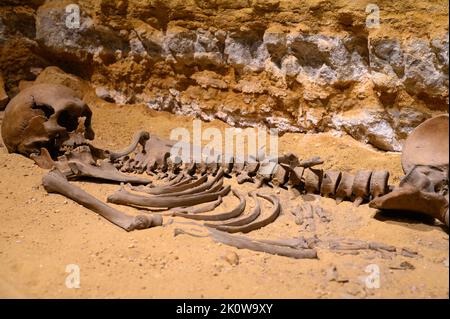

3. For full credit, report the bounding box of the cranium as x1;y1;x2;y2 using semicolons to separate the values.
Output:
1;83;95;158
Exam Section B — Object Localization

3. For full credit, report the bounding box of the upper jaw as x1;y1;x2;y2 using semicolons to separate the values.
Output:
59;132;91;154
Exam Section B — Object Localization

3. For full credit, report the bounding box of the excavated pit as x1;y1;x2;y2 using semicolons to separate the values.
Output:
0;0;448;299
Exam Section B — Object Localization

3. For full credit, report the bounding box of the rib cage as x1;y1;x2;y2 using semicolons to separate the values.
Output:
112;144;391;206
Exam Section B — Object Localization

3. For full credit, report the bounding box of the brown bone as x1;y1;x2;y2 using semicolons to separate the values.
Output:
206;192;261;227
130;174;207;195
42;169;162;231
271;164;288;187
370;170;390;199
174;189;246;221
210;193;280;233
174;227;317;259
369;186;449;226
171;196;223;215
108;130;150;162
401;114;449;174
107;183;231;208
335;172;354;204
299;202;315;231
157;168;224;197
320;170;341;197
352;170;372;207
1;84;94;159
205;228;317;259
291;205;304;225
67;160;152;185
304;168;323;194
298;156;324;168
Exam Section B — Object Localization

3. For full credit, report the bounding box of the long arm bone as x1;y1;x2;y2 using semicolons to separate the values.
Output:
42;169;162;231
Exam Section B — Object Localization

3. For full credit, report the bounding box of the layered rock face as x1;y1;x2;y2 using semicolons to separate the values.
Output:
0;0;448;151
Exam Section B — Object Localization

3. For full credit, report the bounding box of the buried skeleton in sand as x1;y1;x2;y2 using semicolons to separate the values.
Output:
1;83;448;259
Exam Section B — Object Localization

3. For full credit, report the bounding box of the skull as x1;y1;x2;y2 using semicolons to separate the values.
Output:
1;83;95;158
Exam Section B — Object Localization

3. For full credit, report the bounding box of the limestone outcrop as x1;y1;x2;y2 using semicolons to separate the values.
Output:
0;0;448;151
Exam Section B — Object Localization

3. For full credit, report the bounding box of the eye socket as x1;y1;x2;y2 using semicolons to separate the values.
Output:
57;109;80;132
31;100;55;118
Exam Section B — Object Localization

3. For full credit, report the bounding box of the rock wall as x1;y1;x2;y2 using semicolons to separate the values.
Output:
0;0;448;151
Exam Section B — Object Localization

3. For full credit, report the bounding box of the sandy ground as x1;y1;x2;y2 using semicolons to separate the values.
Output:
0;100;448;298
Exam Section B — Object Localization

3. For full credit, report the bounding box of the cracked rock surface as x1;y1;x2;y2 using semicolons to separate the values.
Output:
0;0;448;151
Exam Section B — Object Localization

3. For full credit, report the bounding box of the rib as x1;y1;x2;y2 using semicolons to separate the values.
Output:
211;193;280;233
205;192;261;227
257;237;310;249
206;228;317;259
174;189;246;221
130;174;206;195
171;196;223;215
157;168;224;197
107;184;231;208
326;238;396;252
42;169;162;231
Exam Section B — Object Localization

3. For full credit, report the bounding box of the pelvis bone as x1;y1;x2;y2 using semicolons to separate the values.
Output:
369;115;449;226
